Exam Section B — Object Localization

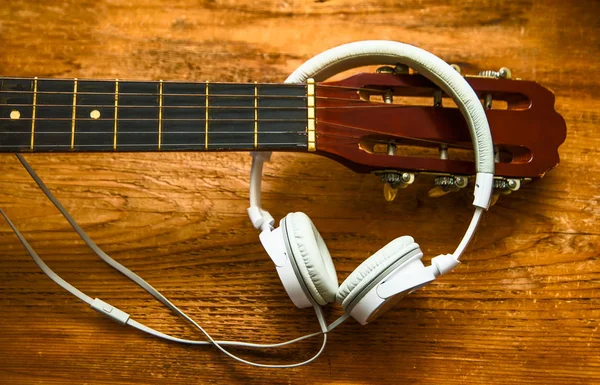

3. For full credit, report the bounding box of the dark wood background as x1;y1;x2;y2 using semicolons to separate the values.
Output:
0;1;598;383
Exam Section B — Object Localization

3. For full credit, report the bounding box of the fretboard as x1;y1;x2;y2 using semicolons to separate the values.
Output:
0;77;310;152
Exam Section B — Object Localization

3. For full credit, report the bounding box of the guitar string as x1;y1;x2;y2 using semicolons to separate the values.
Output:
1;76;430;90
0;132;462;149
1;76;416;93
0;133;465;150
0;103;424;109
0;121;471;146
0;118;309;121
316;132;473;150
0;84;400;97
0;114;465;150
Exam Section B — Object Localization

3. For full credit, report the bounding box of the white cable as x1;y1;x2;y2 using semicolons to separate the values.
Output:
247;152;274;231
4;154;351;368
125;303;329;368
0;201;335;367
453;207;484;260
0;209;93;305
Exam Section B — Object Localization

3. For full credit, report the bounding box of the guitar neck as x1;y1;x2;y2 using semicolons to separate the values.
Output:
0;77;311;152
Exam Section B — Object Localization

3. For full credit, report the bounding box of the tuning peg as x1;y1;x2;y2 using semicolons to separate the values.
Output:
494;178;521;192
428;186;450;198
383;183;399;202
478;67;512;79
484;93;493;109
428;175;469;198
377;171;415;201
490;178;522;205
490;193;500;207
376;64;409;75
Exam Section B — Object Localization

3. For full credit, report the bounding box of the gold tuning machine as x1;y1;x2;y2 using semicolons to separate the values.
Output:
376;171;416;202
428;175;469;198
490;177;522;206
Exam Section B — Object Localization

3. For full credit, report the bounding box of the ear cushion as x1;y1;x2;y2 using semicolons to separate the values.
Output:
336;236;419;309
283;212;338;305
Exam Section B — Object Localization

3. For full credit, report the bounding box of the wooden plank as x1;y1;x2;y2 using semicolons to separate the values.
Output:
0;0;598;384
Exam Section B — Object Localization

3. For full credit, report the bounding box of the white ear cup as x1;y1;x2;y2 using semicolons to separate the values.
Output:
336;236;419;310
282;212;338;305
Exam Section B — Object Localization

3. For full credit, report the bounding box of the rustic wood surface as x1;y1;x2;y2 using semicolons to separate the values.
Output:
0;1;598;383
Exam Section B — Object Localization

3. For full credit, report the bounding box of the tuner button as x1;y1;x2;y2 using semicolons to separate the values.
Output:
490;177;523;205
377;172;416;201
499;67;512;79
428;175;469;198
428;186;450;198
384;183;399;202
490;193;500;207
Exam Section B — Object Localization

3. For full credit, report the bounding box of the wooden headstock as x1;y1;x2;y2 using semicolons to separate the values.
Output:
315;72;566;180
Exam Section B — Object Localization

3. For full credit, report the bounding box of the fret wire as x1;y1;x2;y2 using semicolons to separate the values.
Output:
254;81;258;149
205;81;209;150
71;79;78;150
158;80;163;151
113;79;119;151
30;77;38;151
307;78;315;152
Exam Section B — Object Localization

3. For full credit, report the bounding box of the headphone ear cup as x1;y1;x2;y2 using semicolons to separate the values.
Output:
336;236;419;310
282;212;339;306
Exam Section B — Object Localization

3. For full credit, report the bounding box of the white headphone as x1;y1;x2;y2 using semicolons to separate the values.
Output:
1;40;494;367
247;40;495;325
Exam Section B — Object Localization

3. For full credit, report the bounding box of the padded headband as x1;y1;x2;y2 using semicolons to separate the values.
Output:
285;40;495;177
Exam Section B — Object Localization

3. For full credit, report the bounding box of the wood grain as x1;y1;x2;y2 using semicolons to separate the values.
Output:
0;0;598;383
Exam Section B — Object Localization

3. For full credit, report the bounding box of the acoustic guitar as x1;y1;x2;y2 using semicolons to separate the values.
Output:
0;65;566;203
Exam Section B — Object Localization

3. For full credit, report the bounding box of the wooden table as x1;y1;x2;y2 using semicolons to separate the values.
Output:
0;1;598;383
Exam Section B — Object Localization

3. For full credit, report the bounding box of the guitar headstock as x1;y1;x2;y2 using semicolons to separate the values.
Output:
314;67;566;200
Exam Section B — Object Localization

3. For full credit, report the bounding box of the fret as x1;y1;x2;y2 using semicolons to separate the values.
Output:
0;78;35;151
116;81;159;151
34;79;74;150
158;80;163;150
74;80;115;150
307;78;316;151
162;82;206;150
113;79;118;151
71;79;78;150
30;77;38;150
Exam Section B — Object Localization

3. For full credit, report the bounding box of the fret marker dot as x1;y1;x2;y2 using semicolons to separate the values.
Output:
90;110;101;120
10;110;21;120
